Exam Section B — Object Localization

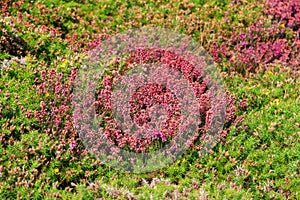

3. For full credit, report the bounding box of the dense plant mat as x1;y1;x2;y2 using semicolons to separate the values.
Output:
0;0;299;199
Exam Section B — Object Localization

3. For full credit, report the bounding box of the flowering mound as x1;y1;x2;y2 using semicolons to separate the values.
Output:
72;28;240;172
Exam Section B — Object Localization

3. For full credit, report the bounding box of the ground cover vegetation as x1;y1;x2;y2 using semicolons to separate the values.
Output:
0;0;299;199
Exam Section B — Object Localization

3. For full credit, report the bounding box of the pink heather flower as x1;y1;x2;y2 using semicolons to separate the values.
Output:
233;116;244;126
25;110;32;118
40;101;46;109
69;140;77;151
60;140;66;147
238;99;248;111
154;132;167;142
171;144;177;151
2;0;8;13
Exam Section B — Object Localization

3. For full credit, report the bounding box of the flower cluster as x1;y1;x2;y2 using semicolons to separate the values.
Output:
33;67;79;153
210;0;300;73
265;0;300;29
93;47;239;153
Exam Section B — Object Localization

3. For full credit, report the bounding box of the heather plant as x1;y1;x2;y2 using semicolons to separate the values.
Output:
265;0;300;30
71;28;243;173
211;0;300;75
33;67;79;151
